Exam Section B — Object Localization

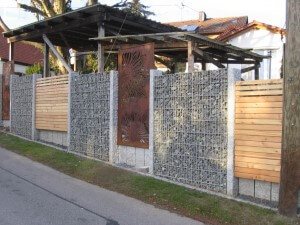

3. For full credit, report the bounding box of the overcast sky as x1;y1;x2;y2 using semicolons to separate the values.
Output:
0;0;286;29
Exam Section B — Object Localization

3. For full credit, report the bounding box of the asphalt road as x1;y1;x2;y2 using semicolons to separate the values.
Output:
0;147;203;225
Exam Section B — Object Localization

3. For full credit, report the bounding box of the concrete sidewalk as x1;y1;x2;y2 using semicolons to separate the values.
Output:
0;147;203;225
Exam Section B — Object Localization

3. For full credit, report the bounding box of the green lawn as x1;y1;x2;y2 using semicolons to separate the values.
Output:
0;132;299;225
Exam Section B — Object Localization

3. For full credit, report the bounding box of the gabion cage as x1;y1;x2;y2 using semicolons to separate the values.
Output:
69;73;110;161
153;69;229;193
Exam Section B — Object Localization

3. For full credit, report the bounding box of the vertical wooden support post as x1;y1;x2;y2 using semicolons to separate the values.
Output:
98;23;105;73
43;43;49;78
187;41;194;73
9;42;14;61
279;0;300;216
202;62;206;71
254;64;260;80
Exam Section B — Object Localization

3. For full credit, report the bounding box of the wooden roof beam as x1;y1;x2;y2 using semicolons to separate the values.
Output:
193;47;225;68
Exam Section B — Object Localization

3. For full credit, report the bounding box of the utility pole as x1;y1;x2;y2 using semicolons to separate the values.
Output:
279;0;300;216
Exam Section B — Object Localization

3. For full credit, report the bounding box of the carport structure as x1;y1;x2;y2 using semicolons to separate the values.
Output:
2;3;265;77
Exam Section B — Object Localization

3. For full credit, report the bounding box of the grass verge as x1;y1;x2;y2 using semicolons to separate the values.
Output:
0;132;299;225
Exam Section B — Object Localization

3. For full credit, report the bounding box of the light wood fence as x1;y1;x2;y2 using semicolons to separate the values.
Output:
35;75;68;132
234;79;283;183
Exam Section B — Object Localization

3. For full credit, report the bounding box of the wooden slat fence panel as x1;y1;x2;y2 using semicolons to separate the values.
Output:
35;75;68;132
235;79;283;183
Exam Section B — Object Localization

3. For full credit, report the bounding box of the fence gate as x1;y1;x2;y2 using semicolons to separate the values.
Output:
117;43;155;148
234;79;283;183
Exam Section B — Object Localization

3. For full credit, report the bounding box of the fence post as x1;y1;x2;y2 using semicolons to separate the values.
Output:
227;68;241;196
149;69;162;174
32;74;42;140
0;74;2;127
67;72;77;151
109;71;118;164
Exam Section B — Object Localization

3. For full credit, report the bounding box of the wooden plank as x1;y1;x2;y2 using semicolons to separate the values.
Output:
235;135;282;142
36;75;68;82
235;140;282;148
235;119;282;125
235;145;281;154
235;161;281;172
235;124;282;131
236;96;283;103
236;102;282;108
235;84;283;91
236;107;282;114
236;79;283;85
235;156;280;165
235;130;282;137
235;171;280;183
235;113;282;119
235;151;281;160
236;90;283;96
235;167;280;178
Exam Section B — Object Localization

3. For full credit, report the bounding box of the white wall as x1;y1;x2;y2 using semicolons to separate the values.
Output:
228;29;285;80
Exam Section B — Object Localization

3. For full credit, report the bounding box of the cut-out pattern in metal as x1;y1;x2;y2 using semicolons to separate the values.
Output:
118;43;154;148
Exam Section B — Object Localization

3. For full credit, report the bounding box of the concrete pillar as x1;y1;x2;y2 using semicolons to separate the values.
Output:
109;71;118;163
226;68;241;196
149;69;162;174
32;74;42;140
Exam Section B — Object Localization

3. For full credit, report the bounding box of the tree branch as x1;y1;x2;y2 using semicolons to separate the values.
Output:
17;3;47;17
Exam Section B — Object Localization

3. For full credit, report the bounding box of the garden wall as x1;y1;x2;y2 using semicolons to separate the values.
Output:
10;75;41;139
69;73;111;161
151;69;240;194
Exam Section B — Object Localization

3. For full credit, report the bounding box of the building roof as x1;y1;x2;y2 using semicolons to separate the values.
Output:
217;20;286;41
3;4;180;51
167;16;248;35
0;27;43;65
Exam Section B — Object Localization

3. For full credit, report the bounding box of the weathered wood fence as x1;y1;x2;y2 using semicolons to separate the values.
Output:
35;75;68;132
234;79;283;183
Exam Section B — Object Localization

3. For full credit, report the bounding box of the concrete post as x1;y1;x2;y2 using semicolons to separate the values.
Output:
67;72;77;151
226;68;241;196
32;74;42;140
109;71;118;163
149;69;162;174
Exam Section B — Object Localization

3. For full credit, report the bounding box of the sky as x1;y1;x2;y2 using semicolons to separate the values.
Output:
0;0;286;29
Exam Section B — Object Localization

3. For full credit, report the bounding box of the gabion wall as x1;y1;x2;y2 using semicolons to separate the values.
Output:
10;75;34;139
153;69;228;193
69;73;110;161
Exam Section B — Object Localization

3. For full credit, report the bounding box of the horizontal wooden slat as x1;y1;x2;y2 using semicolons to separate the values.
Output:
236;79;283;85
235;119;282;125
235;134;282;142
235;84;283;91
235;130;282;137
236;96;283;103
235;161;281;172
236;107;282;114
235;140;281;148
235;167;280;178
235;113;282;119
236;102;282;108
235;145;281;154
235;124;282;131
235;156;280;165
236;90;283;96
235;151;281;160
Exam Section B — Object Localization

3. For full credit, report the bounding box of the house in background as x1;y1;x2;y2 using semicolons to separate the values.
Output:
0;27;43;75
166;14;285;80
218;21;285;80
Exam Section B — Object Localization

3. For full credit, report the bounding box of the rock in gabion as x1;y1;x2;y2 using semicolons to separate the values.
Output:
11;75;34;139
153;69;228;193
69;73;110;161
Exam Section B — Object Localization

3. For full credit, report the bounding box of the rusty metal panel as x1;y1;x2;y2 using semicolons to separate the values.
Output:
2;61;14;120
117;43;155;148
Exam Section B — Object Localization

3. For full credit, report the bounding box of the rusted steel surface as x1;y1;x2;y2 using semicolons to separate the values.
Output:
117;43;155;148
2;61;14;120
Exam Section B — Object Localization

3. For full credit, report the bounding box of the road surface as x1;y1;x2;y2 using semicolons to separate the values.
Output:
0;147;203;225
